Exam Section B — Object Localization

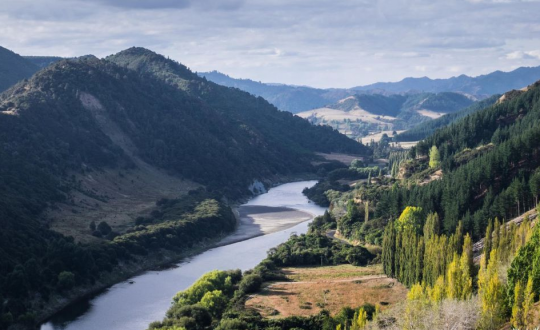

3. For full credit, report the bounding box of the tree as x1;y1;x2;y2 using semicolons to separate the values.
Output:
511;281;524;329
199;290;227;317
364;202;369;223
523;275;535;327
97;221;112;235
356;307;367;329
395;206;423;233
57;271;75;291
89;221;96;232
429;145;440;169
478;249;506;330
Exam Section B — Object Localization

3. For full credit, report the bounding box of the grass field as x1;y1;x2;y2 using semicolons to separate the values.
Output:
245;264;407;318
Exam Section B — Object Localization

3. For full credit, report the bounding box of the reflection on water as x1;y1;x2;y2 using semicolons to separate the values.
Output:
41;180;325;330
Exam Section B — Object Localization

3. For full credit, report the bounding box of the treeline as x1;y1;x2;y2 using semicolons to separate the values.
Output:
378;206;538;329
267;233;374;267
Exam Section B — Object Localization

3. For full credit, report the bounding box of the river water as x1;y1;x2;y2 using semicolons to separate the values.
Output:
40;180;326;330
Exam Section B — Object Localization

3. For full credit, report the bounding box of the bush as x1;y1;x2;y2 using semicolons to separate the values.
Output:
215;318;248;330
238;274;262;294
57;271;75;291
97;221;112;235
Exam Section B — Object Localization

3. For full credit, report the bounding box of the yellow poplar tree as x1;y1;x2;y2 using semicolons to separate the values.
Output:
511;281;524;328
478;249;506;330
428;275;446;302
523;276;535;327
356;307;367;329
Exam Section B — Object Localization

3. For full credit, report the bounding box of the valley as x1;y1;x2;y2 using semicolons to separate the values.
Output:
40;181;326;330
1;12;540;328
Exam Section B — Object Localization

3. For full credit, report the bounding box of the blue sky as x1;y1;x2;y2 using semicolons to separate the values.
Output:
1;0;539;88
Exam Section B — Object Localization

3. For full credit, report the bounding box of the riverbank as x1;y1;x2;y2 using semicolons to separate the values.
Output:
38;180;322;330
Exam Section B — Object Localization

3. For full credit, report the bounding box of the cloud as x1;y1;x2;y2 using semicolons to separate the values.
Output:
506;50;540;60
83;0;244;10
0;0;539;88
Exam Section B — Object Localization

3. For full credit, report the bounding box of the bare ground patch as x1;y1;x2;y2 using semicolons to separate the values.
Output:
245;264;407;318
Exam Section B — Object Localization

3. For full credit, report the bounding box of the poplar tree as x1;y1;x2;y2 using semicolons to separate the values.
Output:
511;281;524;329
429;145;440;169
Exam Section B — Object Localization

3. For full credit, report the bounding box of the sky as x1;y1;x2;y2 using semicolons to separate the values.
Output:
1;0;540;88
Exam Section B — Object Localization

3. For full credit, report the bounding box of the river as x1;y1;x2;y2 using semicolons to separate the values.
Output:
40;180;326;330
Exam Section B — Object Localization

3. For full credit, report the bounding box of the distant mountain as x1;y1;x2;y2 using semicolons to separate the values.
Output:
0;46;39;92
198;70;353;113
24;55;64;68
201;67;540;115
297;92;474;138
352;66;540;95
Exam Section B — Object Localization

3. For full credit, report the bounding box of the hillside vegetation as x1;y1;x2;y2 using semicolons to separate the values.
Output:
298;92;475;139
0;48;368;329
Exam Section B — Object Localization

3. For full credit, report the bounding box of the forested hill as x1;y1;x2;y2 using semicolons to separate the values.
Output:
0;46;39;92
395;94;500;141
1;50;367;200
353;66;540;95
105;47;367;159
0;49;368;328
377;80;540;239
198;70;352;113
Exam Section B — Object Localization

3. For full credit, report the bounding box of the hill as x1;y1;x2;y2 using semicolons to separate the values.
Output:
200;67;540;116
0;48;368;328
297;92;474;138
353;66;540;95
198;70;352;113
395;94;500;142
0;46;39;92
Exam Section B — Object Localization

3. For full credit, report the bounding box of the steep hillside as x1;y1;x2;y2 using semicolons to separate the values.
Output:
353;66;540;95
106;48;367;159
0;50;368;328
198;70;352;113
297;92;474;138
0;46;39;92
395;95;500;142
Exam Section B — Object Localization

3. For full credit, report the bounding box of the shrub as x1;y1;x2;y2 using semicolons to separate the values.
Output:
238;274;263;294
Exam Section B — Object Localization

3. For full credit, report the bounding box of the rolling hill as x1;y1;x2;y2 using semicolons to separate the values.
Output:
200;67;540;115
198;70;353;113
0;46;39;92
297;92;475;138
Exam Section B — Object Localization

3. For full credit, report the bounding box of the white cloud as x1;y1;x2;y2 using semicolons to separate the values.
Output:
0;0;539;88
506;50;540;60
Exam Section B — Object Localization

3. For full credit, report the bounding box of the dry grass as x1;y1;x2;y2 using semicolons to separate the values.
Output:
417;109;445;119
245;264;407;318
360;131;404;144
315;152;363;165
